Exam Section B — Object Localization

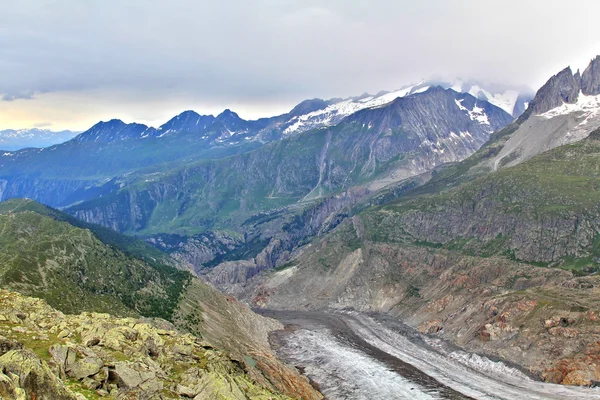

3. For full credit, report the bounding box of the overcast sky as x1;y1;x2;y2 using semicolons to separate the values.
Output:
1;0;600;130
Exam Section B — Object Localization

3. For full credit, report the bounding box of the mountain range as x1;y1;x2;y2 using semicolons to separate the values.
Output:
0;128;78;150
6;54;600;398
230;55;600;387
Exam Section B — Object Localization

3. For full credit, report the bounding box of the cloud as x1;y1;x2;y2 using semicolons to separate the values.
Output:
2;92;35;102
1;0;600;128
33;122;53;128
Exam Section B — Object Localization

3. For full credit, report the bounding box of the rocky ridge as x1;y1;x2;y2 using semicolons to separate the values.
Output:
0;290;295;399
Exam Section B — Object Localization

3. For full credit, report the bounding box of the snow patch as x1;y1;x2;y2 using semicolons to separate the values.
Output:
539;92;600;121
468;85;520;116
455;99;490;125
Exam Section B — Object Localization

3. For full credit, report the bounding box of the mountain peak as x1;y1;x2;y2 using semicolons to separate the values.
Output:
98;119;126;127
217;109;240;119
175;110;201;119
215;109;244;128
288;98;329;117
524;55;600;116
581;56;600;95
527;66;581;115
75;119;150;143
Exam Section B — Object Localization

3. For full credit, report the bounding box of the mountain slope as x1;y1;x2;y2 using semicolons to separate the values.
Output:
236;57;600;387
0;199;188;318
384;55;600;207
0;198;322;399
66;87;513;236
242;132;600;387
468;57;600;174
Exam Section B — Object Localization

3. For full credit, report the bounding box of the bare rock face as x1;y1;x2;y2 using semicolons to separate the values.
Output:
528;56;600;116
581;55;600;95
529;67;582;115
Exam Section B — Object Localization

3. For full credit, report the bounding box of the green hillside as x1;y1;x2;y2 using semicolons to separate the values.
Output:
0;198;323;399
0;199;190;318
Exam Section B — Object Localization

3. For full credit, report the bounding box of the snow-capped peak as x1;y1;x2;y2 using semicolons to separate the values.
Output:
282;82;430;135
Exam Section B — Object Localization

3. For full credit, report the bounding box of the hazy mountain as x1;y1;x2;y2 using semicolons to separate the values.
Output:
0;128;78;150
66;87;512;237
435;80;534;117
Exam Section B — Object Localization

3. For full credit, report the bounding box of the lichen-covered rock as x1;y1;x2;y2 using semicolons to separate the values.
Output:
0;334;23;356
111;361;163;393
0;349;80;400
0;290;299;399
0;371;27;400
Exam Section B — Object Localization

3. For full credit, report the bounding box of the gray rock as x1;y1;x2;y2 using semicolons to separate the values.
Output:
0;335;23;357
581;55;600;95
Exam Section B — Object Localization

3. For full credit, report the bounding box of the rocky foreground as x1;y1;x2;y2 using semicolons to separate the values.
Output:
0;290;295;400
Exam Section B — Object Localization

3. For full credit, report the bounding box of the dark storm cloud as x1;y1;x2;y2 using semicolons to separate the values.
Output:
1;0;600;117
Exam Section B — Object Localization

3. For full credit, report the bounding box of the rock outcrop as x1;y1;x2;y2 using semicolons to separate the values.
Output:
529;56;600;115
0;290;298;399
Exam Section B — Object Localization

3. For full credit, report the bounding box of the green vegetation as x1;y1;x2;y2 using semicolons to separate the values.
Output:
406;284;421;298
0;199;190;320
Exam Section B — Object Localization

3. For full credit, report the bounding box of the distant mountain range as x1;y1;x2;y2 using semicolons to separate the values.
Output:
0;80;532;152
0;86;513;209
71;81;532;145
0;128;78;150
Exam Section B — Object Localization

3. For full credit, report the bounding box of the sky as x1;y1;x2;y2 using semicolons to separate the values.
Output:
1;0;600;131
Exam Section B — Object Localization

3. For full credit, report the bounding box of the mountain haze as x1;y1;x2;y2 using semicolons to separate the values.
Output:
0;128;78;150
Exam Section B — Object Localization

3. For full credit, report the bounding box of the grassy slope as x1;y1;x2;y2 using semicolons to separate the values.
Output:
0;198;173;266
0;198;190;318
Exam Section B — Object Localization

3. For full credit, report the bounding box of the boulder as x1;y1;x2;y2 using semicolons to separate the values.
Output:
67;354;103;380
0;349;80;400
111;361;163;394
0;335;23;356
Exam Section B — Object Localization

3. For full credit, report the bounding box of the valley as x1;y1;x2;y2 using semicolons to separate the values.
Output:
4;34;600;398
262;310;600;400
